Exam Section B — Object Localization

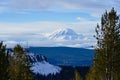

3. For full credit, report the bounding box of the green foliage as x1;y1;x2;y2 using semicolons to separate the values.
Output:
72;70;83;80
0;42;34;80
8;44;34;80
0;42;9;80
86;8;120;80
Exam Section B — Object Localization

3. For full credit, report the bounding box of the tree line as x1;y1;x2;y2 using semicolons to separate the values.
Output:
0;41;84;80
0;42;34;80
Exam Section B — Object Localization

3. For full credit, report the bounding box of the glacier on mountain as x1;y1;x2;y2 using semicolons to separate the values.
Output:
47;28;84;40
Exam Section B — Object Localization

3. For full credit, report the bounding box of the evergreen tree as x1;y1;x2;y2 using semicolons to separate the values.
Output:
86;8;120;80
8;44;34;80
0;42;9;80
72;70;83;80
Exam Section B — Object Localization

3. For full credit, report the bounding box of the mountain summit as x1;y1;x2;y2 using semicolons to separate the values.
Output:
48;28;83;40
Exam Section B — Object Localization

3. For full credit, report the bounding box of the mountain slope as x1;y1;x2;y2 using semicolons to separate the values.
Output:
30;61;61;76
48;28;84;40
28;53;61;76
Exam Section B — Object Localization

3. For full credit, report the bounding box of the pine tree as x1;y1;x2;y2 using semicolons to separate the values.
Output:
8;44;34;80
72;70;83;80
86;8;120;80
0;42;9;80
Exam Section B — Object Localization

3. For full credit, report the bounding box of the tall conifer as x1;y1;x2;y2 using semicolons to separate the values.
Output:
9;44;34;80
0;42;9;80
86;8;120;80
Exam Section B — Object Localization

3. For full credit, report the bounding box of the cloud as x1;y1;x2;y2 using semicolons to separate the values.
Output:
76;17;91;21
0;0;119;47
10;0;54;10
0;20;99;34
0;0;119;17
3;38;96;48
0;21;98;47
9;0;119;10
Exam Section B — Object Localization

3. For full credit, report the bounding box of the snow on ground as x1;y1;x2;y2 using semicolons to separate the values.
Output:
30;61;61;76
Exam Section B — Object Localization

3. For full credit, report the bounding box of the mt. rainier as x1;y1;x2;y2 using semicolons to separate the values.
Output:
48;28;84;40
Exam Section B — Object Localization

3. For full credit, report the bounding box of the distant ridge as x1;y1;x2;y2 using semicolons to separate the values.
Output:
29;47;94;66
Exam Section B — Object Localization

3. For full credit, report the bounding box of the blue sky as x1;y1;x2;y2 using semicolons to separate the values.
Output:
0;0;119;47
0;0;119;33
0;11;96;23
0;0;119;23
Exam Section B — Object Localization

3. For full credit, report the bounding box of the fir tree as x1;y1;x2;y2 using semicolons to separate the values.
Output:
8;44;34;80
86;8;120;80
72;70;83;80
0;42;9;80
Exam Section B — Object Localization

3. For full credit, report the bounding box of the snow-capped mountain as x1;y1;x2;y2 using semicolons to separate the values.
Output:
28;53;61;76
48;28;84;40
